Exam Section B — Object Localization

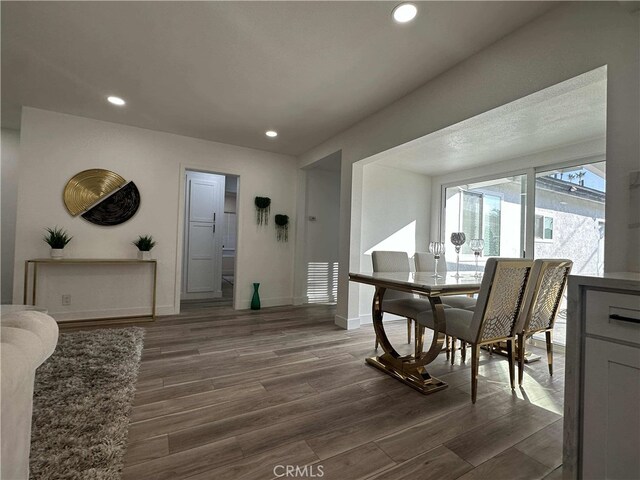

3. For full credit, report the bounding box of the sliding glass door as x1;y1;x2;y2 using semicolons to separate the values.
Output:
534;162;605;273
444;174;525;273
533;161;606;345
442;160;606;346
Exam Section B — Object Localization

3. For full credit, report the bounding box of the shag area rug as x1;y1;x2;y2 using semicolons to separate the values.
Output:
30;327;144;480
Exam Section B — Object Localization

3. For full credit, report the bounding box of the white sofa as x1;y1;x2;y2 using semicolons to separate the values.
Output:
1;310;58;480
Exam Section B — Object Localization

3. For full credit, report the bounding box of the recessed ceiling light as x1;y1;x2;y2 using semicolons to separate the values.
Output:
107;96;126;106
265;130;278;138
392;3;417;23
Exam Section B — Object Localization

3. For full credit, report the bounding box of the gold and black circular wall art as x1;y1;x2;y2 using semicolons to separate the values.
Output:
63;169;141;226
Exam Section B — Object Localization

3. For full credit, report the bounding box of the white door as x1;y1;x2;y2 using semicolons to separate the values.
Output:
183;171;225;299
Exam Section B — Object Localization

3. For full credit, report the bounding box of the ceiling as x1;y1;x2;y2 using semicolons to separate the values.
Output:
2;1;557;156
374;66;607;175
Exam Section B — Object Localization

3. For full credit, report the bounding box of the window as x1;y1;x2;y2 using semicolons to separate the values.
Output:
458;191;501;256
534;214;553;240
460;192;481;253
534;163;605;274
444;175;525;269
533;161;606;346
482;194;501;256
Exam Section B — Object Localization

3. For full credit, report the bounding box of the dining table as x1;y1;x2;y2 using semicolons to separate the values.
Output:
349;271;482;394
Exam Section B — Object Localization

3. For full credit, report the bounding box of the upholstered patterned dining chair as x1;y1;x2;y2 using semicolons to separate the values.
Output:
371;251;433;349
414;251;477;362
514;258;572;385
417;257;533;403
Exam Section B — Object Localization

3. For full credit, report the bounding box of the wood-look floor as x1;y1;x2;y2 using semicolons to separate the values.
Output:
118;304;565;480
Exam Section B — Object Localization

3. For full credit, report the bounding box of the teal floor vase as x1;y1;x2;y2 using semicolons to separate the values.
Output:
251;283;261;310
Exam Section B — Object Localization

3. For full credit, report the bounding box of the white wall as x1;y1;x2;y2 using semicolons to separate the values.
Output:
305;168;340;264
357;164;431;325
1;128;20;304
14;108;297;318
302;167;340;304
297;3;640;326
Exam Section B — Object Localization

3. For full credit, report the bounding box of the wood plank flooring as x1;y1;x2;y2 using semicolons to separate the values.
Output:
114;304;565;479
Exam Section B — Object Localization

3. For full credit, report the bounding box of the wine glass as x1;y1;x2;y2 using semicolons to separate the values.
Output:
469;239;485;277
450;232;466;278
428;241;446;278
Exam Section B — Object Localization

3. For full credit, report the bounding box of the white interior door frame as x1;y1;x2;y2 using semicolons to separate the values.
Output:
174;164;241;312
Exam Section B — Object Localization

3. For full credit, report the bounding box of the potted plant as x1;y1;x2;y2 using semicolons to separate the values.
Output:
133;234;156;260
43;227;72;259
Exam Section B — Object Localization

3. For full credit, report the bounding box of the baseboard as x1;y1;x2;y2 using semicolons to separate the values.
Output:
52;304;174;322
57;316;155;328
181;291;223;301
156;305;177;316
358;313;404;325
236;297;293;310
293;296;308;306
334;314;360;330
52;308;153;322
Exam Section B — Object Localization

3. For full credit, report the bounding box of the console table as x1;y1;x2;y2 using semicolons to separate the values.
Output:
23;258;157;322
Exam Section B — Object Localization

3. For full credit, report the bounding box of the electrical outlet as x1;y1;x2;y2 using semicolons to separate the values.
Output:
62;294;71;306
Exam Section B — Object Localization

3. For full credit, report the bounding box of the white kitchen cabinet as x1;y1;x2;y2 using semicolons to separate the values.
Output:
564;273;640;479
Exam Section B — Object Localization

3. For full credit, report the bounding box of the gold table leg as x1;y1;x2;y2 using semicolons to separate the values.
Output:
365;287;448;395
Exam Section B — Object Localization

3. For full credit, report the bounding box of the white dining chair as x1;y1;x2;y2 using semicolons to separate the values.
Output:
413;251;446;274
414;251;477;362
414;252;477;310
417;257;533;403
371;251;433;349
514;258;572;385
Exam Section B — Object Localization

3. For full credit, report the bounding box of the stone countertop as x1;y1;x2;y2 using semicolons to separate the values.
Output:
568;272;640;289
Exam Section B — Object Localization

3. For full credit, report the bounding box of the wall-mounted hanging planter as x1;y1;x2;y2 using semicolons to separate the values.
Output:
255;196;271;226
274;214;289;242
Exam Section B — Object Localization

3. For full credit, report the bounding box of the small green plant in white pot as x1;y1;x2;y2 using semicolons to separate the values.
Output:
43;227;72;259
133;235;156;260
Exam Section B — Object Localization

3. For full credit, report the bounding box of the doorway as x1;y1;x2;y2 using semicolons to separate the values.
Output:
181;170;238;308
352;65;606;341
303;153;341;304
221;176;238;302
